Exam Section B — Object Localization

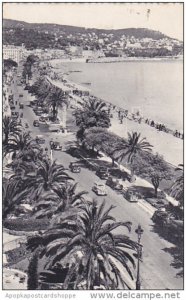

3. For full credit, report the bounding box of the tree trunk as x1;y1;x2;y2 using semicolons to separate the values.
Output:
154;186;158;198
152;176;159;198
52;103;56;120
4;132;8;145
27;250;39;290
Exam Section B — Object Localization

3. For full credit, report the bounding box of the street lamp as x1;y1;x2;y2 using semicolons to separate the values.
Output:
135;224;144;290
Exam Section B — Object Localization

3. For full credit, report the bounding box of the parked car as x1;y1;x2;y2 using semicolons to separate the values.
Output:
19;277;25;283
39;116;49;123
33;120;39;127
152;209;183;239
106;176;123;190
96;167;109;180
33;107;44;115
36;135;45;144
92;182;107;196
19;103;24;109
8;95;13;101
19;94;23;97
123;190;138;203
152;210;171;226
30;100;38;107
146;198;168;210
50;141;62;151
10;105;16;110
69;162;81;173
11;111;19;117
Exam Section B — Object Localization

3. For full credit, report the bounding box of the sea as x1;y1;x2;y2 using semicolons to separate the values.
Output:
55;60;183;131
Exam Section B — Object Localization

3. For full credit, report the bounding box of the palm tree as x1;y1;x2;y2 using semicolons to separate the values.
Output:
46;85;69;121
74;98;111;140
3;177;31;219
170;164;184;206
4;131;41;160
28;200;137;289
3;116;22;145
27;158;72;199
114;132;153;173
35;78;52;100
33;182;88;219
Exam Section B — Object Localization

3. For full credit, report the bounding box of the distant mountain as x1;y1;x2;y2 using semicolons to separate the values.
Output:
3;18;168;40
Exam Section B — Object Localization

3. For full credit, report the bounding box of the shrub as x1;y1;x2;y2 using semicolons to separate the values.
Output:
4;218;50;232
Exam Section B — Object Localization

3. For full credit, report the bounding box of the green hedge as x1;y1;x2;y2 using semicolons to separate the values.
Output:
4;218;50;232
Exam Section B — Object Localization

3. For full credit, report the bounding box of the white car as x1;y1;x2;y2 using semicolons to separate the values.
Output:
92;182;107;196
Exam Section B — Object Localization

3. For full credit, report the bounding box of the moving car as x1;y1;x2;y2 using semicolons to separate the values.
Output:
50;141;62;151
96;167;109;180
35;135;45;144
106;177;123;190
69;162;81;173
48;123;64;132
92;182;107;196
33;120;39;127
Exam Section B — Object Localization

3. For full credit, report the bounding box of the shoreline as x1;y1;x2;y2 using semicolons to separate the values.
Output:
49;56;183;65
47;61;183;166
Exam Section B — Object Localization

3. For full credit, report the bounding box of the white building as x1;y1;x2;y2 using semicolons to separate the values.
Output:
3;45;25;64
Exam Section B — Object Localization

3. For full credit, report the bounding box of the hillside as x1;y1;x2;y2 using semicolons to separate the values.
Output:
3;18;170;50
3;19;167;39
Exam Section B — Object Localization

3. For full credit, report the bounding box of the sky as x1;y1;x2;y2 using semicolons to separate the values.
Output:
3;2;183;40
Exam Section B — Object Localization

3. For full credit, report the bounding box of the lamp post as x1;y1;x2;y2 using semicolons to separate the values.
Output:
135;224;144;290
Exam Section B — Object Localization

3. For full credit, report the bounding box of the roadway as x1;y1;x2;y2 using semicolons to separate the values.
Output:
7;72;183;290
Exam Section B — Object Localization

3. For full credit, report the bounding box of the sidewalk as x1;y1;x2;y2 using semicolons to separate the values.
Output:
99;154;179;207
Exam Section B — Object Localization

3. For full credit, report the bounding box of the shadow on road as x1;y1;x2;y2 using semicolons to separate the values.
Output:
162;246;184;278
150;224;183;278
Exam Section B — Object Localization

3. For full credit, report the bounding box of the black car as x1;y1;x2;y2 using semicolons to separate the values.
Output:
152;210;170;226
146;198;168;210
96;167;109;180
33;120;39;127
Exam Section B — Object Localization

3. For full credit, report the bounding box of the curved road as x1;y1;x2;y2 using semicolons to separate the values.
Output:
7;70;183;290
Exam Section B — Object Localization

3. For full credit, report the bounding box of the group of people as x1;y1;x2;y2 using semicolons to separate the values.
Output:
104;103;184;141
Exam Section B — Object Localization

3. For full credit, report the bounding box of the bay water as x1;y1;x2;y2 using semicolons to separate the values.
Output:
57;60;183;131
